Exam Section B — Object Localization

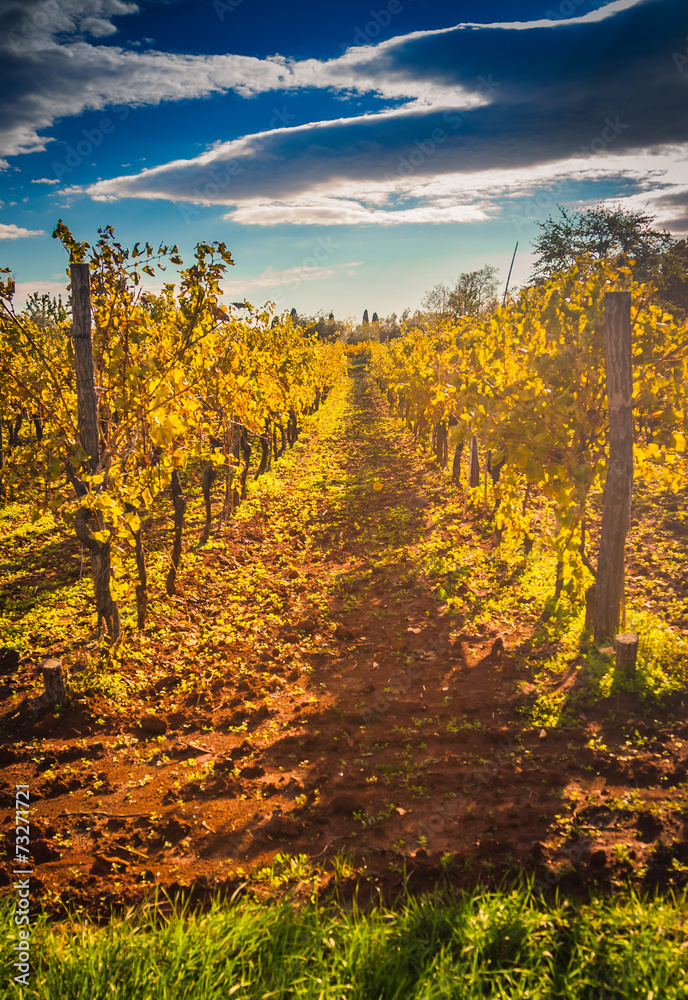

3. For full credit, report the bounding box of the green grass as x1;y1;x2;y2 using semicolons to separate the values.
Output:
523;606;688;728
4;885;688;999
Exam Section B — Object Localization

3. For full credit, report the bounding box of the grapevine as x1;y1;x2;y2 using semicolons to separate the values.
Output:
369;258;688;607
0;224;346;641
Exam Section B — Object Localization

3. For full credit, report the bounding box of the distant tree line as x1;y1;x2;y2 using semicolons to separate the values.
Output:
19;205;687;353
421;264;500;320
288;308;341;341
288;308;404;344
531;205;687;316
417;205;688;324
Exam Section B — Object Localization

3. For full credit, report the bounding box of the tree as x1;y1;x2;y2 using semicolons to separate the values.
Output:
448;265;499;318
421;283;451;316
531;205;673;283
345;312;399;344
420;268;500;320
288;309;341;341
23;291;68;330
379;313;401;341
655;238;688;317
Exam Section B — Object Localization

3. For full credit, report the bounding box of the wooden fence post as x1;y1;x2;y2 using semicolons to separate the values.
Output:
71;263;100;472
165;468;187;596
469;434;480;488
70;263;120;641
594;291;633;642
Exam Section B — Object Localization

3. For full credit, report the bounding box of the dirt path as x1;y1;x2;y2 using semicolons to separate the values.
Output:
1;363;687;913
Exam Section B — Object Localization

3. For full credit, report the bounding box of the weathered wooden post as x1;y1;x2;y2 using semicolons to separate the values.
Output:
584;584;596;632
70;263;120;641
165;468;187;596
71;264;99;473
452;441;463;484
132;522;148;630
484;449;490;511
469;434;480;488
594;292;633;642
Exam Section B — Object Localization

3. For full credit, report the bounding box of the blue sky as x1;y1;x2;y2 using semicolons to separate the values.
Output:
1;0;687;319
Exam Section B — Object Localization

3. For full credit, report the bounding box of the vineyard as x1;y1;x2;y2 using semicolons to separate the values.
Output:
0;224;346;640
1;231;688;993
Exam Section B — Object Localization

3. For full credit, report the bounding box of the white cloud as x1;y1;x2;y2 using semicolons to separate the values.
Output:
6;0;686;235
48;0;683;233
0;0;300;156
220;260;363;296
30;177;60;184
1;0;647;159
76;139;688;231
225;197;491;227
461;0;646;29
0;223;46;239
8;279;70;308
79;15;119;36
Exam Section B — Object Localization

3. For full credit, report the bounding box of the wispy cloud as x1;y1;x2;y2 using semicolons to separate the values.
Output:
225;196;491;227
208;147;687;230
221;260;363;295
1;0;483;158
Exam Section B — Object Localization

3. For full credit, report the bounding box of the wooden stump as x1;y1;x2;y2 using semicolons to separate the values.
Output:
41;658;69;704
615;632;639;674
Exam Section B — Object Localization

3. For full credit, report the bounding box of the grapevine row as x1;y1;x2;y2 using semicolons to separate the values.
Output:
0;224;347;641
368;258;688;611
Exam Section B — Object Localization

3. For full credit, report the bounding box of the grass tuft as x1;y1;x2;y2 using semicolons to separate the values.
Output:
3;885;688;999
